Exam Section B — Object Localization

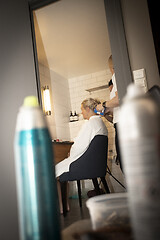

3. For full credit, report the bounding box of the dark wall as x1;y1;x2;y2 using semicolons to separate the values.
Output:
147;0;160;75
0;0;37;239
104;0;133;103
121;0;160;88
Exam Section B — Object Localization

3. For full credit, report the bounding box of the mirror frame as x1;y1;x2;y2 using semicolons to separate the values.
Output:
28;0;59;107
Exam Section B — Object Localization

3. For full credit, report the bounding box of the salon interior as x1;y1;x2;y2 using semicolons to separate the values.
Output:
32;0;160;235
33;0;126;227
1;0;160;239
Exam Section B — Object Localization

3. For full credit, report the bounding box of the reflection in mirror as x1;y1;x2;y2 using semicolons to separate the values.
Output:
41;85;52;115
33;0;112;142
32;0;125;228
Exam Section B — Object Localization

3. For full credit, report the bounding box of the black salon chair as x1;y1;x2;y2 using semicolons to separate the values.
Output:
59;135;110;216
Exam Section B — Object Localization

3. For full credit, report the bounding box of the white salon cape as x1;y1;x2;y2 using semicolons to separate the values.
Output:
55;115;108;177
110;74;120;124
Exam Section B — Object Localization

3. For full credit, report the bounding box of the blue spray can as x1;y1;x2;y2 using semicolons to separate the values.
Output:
14;96;61;240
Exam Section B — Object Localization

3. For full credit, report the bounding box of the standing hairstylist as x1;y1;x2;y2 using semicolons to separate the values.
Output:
96;55;123;172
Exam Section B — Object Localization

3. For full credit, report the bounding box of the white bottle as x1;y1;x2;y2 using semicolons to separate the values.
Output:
118;84;160;240
69;111;74;122
73;111;78;121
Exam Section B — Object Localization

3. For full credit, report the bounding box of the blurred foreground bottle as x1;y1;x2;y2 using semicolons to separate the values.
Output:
118;84;160;240
14;96;61;240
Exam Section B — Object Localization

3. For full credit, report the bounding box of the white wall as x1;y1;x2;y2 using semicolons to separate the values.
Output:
50;71;71;141
39;66;116;156
68;69;111;115
39;63;57;139
39;63;71;141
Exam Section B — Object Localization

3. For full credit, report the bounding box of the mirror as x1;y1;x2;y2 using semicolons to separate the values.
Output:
33;0;112;142
31;0;125;227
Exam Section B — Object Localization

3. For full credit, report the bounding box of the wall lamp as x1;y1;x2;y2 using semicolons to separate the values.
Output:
42;85;51;115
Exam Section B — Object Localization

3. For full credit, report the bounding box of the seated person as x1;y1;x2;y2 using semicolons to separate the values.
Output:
56;98;108;177
55;98;108;213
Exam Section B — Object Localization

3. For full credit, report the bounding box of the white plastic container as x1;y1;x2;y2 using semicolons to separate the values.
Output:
86;193;129;230
118;84;160;240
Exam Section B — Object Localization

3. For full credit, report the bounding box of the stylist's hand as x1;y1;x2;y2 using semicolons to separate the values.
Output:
96;104;103;112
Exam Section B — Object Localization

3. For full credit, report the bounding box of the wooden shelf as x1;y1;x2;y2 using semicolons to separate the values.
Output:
85;84;108;92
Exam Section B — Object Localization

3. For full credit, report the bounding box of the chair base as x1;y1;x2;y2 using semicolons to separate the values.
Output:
61;177;110;216
60;181;68;217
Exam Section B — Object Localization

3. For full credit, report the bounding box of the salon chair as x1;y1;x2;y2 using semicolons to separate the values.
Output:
59;135;110;216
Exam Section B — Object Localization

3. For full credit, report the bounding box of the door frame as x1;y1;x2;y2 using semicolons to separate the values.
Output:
28;0;59;106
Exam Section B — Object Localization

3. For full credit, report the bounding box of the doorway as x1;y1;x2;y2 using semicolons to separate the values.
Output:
32;0;112;142
29;0;128;227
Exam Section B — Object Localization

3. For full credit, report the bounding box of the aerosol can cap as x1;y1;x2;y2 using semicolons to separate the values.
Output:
16;96;45;131
23;96;39;107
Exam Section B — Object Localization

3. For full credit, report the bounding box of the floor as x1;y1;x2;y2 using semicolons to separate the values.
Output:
60;158;126;231
60;198;90;230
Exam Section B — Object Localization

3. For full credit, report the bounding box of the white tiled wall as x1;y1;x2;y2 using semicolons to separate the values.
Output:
68;69;112;114
39;64;116;158
39;63;57;140
50;71;71;141
39;63;71;141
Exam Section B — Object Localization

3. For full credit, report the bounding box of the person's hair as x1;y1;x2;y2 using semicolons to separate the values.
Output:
108;79;113;86
81;98;101;112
